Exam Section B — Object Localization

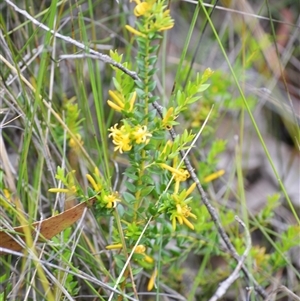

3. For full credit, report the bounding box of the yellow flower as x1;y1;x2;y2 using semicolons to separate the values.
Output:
172;203;197;231
160;182;197;231
109;124;132;153
160;163;190;183
154;8;174;32
128;0;174;33
109;123;152;153
103;191;121;208
134;244;146;253
130;0;153;17
69;133;84;149
132;125;152;144
134;244;154;263
134;2;151;16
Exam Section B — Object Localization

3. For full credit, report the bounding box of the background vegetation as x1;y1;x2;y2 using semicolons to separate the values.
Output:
0;0;299;300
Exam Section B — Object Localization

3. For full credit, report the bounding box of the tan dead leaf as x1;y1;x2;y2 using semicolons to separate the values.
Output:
0;197;96;255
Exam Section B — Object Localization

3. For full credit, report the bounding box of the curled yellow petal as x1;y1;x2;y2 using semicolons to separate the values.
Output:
189;212;197;220
162;107;175;129
176;204;182;214
125;25;146;37
203;169;225;183
182;216;195;230
158;24;174;31
161;140;172;154
108;90;124;108
86;174;101;191
48;188;70;193
160;163;181;176
129;91;137;111
107;100;122;112
172;217;177;230
186;182;196;197
144;255;154;264
176;215;183;225
106;243;123;250
147;268;158;291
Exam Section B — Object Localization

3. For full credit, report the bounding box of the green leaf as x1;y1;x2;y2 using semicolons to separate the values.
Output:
115;255;125;269
112;77;122;91
125;181;136;193
132;267;143;275
140;185;155;197
197;83;210;92
135;80;145;89
122;192;136;204
148;56;157;65
148;80;156;92
123;171;139;181
186;96;200;104
141;174;155;185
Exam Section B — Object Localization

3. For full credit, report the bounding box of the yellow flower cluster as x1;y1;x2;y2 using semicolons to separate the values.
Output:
160;161;225;230
86;169;120;209
160;160;225;230
126;0;174;36
170;183;197;230
159;162;197;230
160;162;190;194
109;123;152;153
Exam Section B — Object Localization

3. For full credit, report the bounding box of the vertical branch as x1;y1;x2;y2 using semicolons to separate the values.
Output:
208;216;251;301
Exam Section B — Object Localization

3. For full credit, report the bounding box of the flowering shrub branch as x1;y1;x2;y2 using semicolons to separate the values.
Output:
47;0;267;298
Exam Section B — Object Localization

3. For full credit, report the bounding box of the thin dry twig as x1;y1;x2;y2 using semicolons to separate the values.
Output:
152;102;267;298
3;0;267;298
265;285;300;301
208;216;252;301
4;0;138;80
